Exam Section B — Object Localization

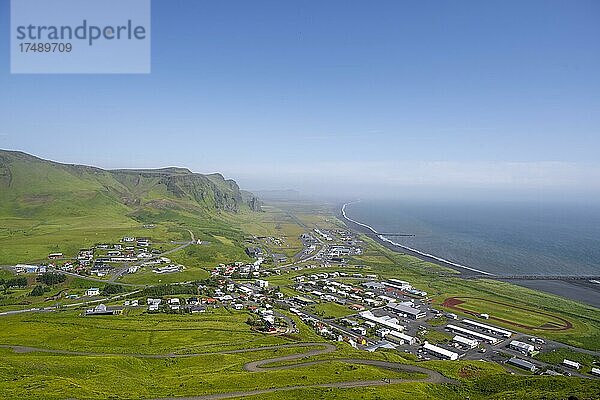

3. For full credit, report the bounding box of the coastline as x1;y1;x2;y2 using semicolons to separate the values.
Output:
341;201;493;277
340;201;600;308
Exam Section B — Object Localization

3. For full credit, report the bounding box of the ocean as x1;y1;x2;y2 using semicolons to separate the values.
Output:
343;200;600;276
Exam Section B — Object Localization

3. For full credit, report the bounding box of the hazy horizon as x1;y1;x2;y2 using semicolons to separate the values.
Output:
1;1;599;202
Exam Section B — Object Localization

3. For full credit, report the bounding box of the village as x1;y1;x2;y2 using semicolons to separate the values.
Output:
14;236;187;279
5;226;600;380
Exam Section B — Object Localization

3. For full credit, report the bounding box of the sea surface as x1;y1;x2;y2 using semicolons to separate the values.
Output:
344;200;600;276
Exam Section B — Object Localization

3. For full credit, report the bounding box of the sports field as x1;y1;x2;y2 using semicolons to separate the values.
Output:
441;296;573;331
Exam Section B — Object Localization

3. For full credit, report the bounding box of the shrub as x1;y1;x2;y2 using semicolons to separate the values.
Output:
37;273;67;285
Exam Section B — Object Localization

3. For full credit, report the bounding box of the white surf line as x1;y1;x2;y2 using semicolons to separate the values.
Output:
341;202;495;276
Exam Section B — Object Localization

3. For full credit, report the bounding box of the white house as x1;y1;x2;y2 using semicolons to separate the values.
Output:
127;266;140;274
168;298;180;310
86;288;100;297
563;359;581;370
256;279;269;288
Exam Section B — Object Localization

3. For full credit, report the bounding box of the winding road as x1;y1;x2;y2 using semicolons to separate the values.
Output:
1;342;454;399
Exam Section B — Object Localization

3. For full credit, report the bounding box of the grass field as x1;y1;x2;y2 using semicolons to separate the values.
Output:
0;308;287;355
308;302;357;319
0;348;426;400
231;377;600;400
118;265;211;285
441;296;572;331
418;329;454;345
534;348;599;375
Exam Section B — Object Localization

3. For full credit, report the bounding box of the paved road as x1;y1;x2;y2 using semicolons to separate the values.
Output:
1;341;454;400
155;342;453;400
0;289;143;317
0;308;55;317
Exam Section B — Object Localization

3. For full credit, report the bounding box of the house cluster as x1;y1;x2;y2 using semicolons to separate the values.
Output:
332;229;362;244
245;247;264;258
19;236;164;278
142;277;285;316
265;236;285;247
77;249;94;267
94;240;157;264
300;233;318;246
212;259;275;279
14;264;47;274
235;279;284;305
313;228;333;241
146;297;206;313
325;245;362;259
244;235;290;265
293;271;383;308
289;307;364;345
249;306;290;333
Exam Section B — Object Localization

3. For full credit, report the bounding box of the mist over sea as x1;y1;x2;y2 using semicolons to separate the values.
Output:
344;200;600;276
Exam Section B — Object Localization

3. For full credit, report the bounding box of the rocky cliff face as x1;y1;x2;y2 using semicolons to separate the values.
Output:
0;149;260;214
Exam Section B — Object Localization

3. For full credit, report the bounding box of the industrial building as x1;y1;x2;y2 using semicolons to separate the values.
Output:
446;324;500;344
462;319;512;338
507;357;537;372
423;342;459;360
359;310;405;332
509;340;535;355
385;302;426;319
453;335;479;349
386;330;417;345
563;359;581;370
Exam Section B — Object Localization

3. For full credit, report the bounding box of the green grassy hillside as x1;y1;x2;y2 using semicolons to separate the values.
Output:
0;149;261;264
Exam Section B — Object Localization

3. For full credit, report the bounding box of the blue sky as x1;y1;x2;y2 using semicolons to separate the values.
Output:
1;1;599;198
